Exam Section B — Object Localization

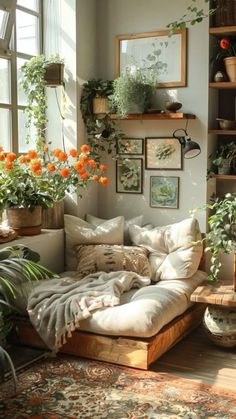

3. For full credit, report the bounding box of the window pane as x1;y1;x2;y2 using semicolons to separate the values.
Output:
16;9;39;55
0;108;11;151
18;109;35;152
17;0;39;12
17;58;28;106
0;58;10;104
0;10;8;39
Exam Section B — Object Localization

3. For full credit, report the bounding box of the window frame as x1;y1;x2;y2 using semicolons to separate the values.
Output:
0;0;16;52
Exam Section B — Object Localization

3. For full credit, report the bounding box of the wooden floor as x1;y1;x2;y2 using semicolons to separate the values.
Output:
151;325;236;390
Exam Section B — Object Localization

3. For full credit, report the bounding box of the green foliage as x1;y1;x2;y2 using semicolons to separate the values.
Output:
21;54;64;152
110;68;156;117
167;0;216;32
194;193;236;281
211;141;236;167
80;79;124;158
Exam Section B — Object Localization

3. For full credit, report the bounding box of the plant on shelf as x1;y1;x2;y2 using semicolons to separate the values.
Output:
209;141;236;175
0;245;57;390
194;193;236;282
110;67;156;117
80;79;125;158
20;54;64;152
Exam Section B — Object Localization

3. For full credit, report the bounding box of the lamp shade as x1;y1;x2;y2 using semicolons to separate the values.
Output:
173;129;201;159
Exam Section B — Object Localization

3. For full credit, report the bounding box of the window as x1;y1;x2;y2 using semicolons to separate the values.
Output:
0;0;42;152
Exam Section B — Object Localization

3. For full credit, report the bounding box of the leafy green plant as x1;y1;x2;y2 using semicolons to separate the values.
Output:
20;54;64;152
208;141;236;176
110;68;156;117
0;245;57;390
193;193;236;281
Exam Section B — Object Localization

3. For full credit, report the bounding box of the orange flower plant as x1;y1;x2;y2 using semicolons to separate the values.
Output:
0;144;109;210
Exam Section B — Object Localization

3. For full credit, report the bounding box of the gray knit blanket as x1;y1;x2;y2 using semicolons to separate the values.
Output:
27;271;150;352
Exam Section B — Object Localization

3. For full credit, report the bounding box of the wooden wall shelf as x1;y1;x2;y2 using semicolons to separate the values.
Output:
209;25;236;36
106;112;196;120
209;82;236;89
213;174;236;180
209;129;236;135
191;283;236;306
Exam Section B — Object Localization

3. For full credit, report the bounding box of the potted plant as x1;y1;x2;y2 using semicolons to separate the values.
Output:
20;54;64;151
209;141;236;175
80;79;113;115
0;145;109;232
110;67;156;116
0;244;57;390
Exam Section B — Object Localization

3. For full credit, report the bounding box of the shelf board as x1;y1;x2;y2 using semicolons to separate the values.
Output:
209;129;236;135
209;82;236;89
107;112;196;120
209;25;236;36
213;174;236;180
191;283;236;306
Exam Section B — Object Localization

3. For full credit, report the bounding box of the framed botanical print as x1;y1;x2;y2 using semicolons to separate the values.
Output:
116;138;144;155
116;158;143;194
150;176;179;209
115;29;187;87
145;137;182;170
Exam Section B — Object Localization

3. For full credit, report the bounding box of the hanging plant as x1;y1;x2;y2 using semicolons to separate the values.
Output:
21;54;64;152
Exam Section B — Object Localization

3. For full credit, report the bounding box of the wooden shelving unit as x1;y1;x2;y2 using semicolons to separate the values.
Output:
213;174;236;180
209;82;236;89
209;25;236;36
209;129;236;135
105;112;196;120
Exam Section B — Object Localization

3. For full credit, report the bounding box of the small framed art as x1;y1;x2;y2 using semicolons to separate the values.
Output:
116;138;144;155
116;158;143;194
145;137;182;170
150;176;179;208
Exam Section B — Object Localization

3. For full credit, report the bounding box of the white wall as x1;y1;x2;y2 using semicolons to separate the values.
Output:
95;0;209;232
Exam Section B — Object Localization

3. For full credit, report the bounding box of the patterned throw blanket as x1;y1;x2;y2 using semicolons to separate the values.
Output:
27;271;150;352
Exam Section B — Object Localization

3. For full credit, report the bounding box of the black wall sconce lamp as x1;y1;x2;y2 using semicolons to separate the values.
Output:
173;128;201;159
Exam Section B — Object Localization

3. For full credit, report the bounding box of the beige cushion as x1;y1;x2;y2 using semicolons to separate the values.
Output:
86;214;143;245
64;215;124;270
75;244;151;277
129;218;203;281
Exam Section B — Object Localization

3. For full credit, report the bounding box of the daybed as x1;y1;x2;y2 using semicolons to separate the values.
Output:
12;215;207;370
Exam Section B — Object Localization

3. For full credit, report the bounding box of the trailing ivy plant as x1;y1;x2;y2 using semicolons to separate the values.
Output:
21;54;64;152
80;79;124;159
194;193;236;281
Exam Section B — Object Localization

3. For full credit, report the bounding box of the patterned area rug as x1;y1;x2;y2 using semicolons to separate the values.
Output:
0;355;236;418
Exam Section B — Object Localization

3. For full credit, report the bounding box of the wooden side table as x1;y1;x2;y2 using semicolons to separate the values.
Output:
191;283;236;347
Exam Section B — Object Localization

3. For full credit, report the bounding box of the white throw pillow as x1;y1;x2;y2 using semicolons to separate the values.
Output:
86;214;143;244
64;214;125;270
129;218;203;281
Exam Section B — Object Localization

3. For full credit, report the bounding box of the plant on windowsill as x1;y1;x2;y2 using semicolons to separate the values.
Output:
80;79;125;158
20;54;64;152
0;245;57;391
110;67;156;117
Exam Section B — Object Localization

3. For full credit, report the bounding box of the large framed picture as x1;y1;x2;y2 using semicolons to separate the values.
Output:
116;158;143;194
116;138;144;155
115;29;186;87
150;176;179;209
145;137;182;170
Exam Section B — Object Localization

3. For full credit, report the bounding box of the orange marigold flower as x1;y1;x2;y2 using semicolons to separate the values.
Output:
87;159;97;168
47;163;56;172
220;37;230;49
30;159;42;173
69;148;78;157
80;144;90;154
52;148;62;157
58;151;68;161
0;146;3;152
60;167;70;177
92;174;99;181
99;176;109;185
18;155;29;164
4;161;13;170
99;164;107;172
73;161;84;172
6;152;16;162
80;171;89;180
27;149;38;159
79;155;89;164
0;152;5;161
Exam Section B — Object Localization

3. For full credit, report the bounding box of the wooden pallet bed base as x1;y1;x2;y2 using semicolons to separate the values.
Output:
12;303;205;370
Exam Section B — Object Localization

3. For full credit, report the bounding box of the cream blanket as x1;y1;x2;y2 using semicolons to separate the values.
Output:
27;271;150;351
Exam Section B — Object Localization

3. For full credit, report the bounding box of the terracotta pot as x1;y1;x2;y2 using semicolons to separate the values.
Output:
42;200;64;229
44;63;64;87
6;206;42;236
224;57;236;82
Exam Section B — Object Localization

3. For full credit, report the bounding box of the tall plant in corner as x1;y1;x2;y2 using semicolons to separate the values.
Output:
21;54;64;152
